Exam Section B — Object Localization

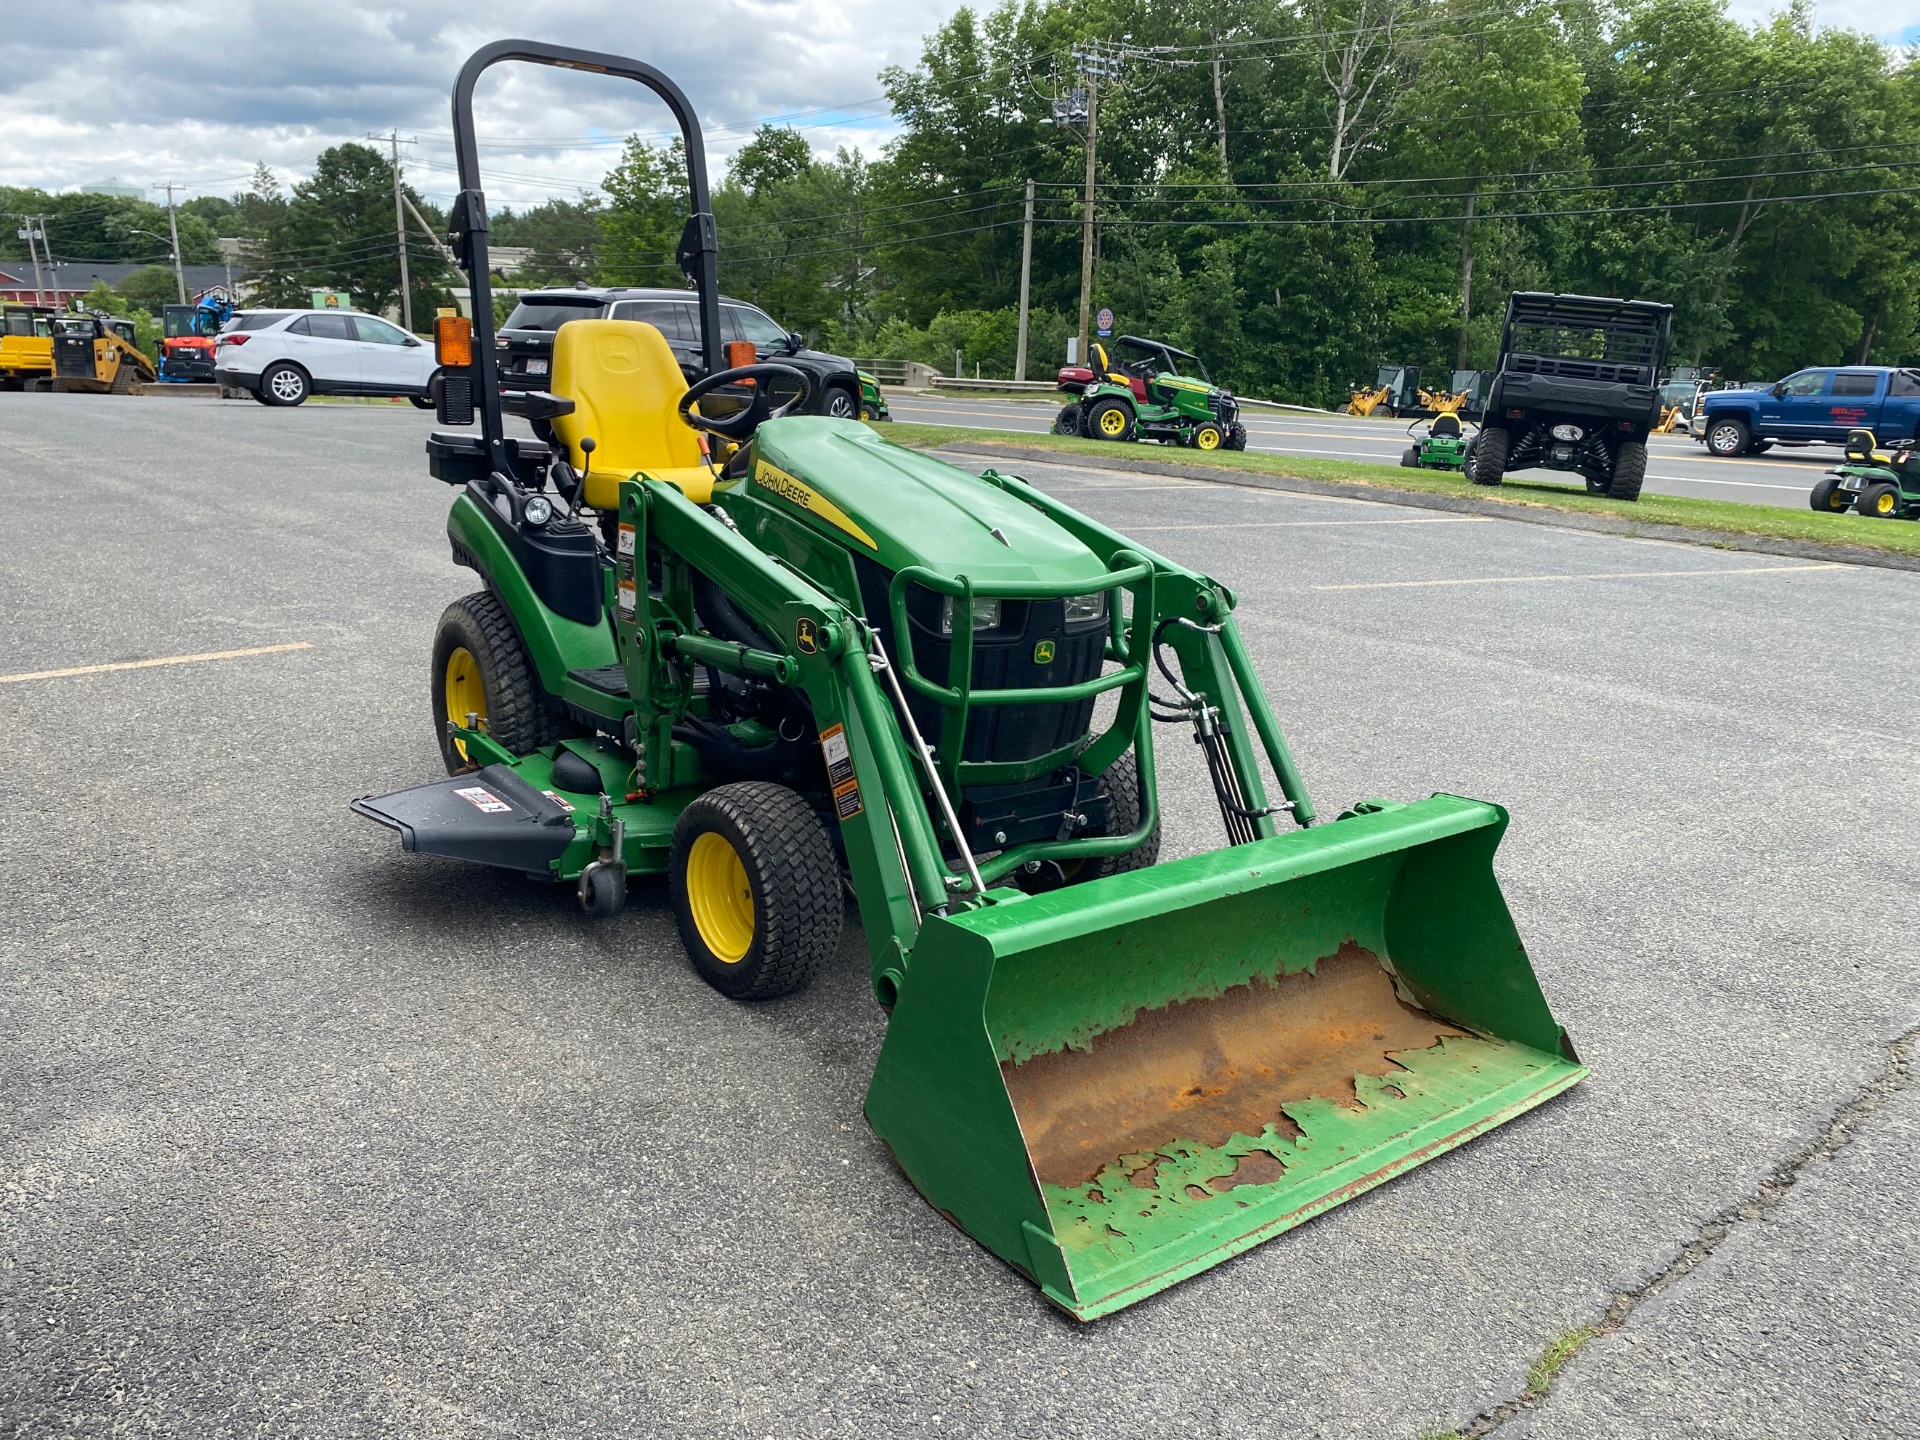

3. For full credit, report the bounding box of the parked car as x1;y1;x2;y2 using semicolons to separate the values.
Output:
212;309;438;407
1698;366;1920;457
495;287;865;420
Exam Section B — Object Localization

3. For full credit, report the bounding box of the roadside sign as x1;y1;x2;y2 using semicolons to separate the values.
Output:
1096;306;1114;337
311;289;351;310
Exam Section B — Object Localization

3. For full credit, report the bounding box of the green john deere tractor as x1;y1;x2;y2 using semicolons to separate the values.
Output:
1055;336;1247;450
1812;429;1920;519
1400;410;1473;472
357;40;1586;1322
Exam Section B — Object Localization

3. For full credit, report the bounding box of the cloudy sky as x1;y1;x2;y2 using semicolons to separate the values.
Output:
2;0;1914;215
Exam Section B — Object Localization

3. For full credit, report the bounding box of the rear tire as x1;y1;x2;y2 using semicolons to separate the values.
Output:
430;590;567;772
1809;476;1850;512
669;783;842;1000
261;362;309;406
1857;482;1899;518
1706;418;1749;457
1608;438;1647;501
1470;425;1508;485
409;373;437;410
1087;396;1135;443
1191;422;1226;451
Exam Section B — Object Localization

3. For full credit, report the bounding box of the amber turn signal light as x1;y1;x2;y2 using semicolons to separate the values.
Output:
435;314;473;368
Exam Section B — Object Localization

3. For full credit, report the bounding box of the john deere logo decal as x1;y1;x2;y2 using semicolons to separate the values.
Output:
1033;640;1056;664
795;617;818;654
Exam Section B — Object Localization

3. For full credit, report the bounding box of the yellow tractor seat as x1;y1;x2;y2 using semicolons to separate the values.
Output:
1844;428;1885;465
550;319;711;508
1431;410;1463;438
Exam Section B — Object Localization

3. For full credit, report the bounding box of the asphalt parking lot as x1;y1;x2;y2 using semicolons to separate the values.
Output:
888;391;1830;509
3;394;1915;1439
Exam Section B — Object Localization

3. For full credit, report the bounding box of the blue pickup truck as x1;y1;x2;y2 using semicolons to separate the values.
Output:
1699;366;1920;457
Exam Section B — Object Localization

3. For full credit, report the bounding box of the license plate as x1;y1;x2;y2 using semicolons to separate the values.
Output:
525;358;548;376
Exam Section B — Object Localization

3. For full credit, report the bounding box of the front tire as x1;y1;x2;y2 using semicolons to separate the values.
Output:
1470;425;1508;485
1608;438;1647;500
409;372;437;410
1053;403;1081;436
1706;418;1750;457
260;362;309;407
1225;421;1247;451
430;591;567;772
669;783;842;1000
1401;446;1420;468
822;385;859;420
1809;476;1850;513
1087;396;1135;442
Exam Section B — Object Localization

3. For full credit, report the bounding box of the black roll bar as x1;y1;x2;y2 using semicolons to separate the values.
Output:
447;40;722;476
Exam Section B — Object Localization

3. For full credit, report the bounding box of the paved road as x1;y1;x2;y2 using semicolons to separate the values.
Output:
888;391;1837;510
2;394;1914;1439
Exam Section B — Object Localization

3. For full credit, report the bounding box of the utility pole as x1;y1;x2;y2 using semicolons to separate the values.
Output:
1069;44;1122;366
18;217;48;306
375;131;415;332
1211;28;1230;177
1078;67;1098;366
162;183;187;303
1014;179;1034;382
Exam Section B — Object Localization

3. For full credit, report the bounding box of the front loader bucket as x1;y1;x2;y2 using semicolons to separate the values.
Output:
865;794;1584;1320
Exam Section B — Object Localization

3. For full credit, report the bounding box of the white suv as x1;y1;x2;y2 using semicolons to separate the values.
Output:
213;309;438;407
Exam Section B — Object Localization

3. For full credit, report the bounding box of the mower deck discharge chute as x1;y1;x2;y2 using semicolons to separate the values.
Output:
357;39;1586;1320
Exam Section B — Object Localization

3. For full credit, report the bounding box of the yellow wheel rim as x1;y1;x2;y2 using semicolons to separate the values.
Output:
443;646;487;759
687;831;755;964
1195;426;1222;450
1099;407;1128;436
1876;492;1897;514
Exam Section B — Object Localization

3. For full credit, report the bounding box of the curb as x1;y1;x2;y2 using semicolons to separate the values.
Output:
932;440;1920;576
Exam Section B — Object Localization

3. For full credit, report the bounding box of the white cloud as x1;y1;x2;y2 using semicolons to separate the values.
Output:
4;0;1914;219
0;0;966;209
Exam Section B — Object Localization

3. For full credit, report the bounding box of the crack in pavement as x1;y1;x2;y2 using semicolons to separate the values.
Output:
1447;1021;1920;1438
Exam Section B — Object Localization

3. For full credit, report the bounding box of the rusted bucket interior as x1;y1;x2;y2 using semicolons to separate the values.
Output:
1003;942;1468;1191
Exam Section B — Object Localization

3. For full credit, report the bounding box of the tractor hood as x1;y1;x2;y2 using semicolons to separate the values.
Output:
744;418;1112;589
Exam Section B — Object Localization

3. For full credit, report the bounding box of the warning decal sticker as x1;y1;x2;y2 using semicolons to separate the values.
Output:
820;724;863;820
454;786;512;814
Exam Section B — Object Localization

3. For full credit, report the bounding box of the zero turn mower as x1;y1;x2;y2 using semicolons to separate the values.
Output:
356;39;1586;1322
1400;410;1473;471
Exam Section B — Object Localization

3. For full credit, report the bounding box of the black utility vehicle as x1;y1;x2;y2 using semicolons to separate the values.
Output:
1469;292;1673;500
496;287;864;420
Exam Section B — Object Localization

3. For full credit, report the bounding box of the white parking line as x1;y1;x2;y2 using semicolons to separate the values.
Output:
0;642;313;684
1128;517;1494;530
1314;563;1842;591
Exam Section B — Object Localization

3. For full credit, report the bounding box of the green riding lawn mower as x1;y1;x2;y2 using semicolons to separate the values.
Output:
1054;337;1248;451
357;40;1586;1322
1810;429;1920;519
1400;410;1473;472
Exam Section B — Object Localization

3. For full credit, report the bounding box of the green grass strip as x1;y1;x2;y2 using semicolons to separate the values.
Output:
880;420;1920;561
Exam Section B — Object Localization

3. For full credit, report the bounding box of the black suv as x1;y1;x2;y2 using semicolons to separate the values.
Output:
496;287;863;419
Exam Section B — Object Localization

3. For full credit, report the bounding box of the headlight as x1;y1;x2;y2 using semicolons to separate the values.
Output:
939;596;1002;633
1064;592;1106;625
523;494;553;526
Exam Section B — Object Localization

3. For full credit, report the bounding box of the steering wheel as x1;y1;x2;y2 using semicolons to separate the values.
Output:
677;363;812;442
